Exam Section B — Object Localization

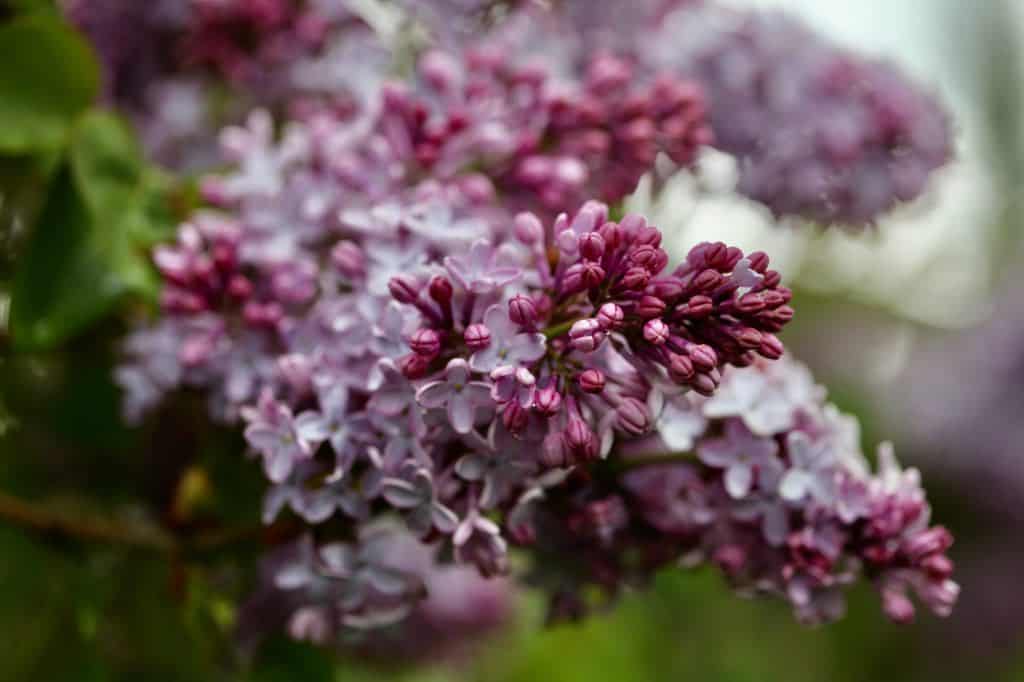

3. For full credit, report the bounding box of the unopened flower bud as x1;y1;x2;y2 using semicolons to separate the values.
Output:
579;232;606;260
399;353;430;380
687;344;718;372
464;323;491;350
388;275;420;304
618;267;650;292
534;383;563;415
428;275;453;305
616;397;651;436
331;241;365;278
410;328;442;358
636;295;666;319
578;369;606;394
514;212;544;244
509;294;538;327
643;319;670;345
503;401;529;433
227;274;253;300
569;319;605;353
759;333;784;360
565;417;597;459
596;303;624;330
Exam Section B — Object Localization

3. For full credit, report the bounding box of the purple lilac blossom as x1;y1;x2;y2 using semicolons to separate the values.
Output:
111;9;957;648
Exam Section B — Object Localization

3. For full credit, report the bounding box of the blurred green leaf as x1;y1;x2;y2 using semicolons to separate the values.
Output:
10;112;174;350
0;14;99;153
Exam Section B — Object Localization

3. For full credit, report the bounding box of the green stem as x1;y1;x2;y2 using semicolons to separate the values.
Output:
543;318;578;339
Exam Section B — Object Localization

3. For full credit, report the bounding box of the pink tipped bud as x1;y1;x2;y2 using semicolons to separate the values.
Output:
514;212;544;244
464;323;492;351
331;241;365;278
578;369;606;394
534;384;563;415
388;275;420;304
596;303;624;330
882;588;916;625
616;397;651;436
903;527;954;562
690;371;719;396
568;319;605;353
428;275;454;305
410;328;442;358
541;432;569;469
503;401;529;433
509;294;539;327
643;319;670;345
759;333;784;360
565;417;597;459
399;353;430;380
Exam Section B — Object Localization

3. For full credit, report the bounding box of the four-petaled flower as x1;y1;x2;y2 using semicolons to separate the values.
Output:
444;239;522;294
380;466;459;536
416;359;492;434
469;305;546;373
243;391;330;483
778;431;837;503
698;418;782;499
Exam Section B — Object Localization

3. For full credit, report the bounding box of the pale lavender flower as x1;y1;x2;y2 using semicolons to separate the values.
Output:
778;431;837;504
698;418;781;498
380;466;459;536
444;239;523;295
243;391;330;482
468;305;546;373
453;508;509;578
416;359;492;434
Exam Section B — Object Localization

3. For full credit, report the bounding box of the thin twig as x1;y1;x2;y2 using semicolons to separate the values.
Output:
0;489;267;557
614;451;696;471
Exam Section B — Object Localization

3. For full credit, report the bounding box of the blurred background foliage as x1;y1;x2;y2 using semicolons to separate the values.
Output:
1;1;1023;680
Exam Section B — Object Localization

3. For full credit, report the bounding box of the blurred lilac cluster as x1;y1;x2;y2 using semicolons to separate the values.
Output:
63;0;387;168
106;0;957;651
68;1;952;226
644;5;953;225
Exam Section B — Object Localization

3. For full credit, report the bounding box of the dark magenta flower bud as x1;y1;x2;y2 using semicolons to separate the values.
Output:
428;275;454;305
565;417;597;458
578;368;606;394
579;232;606;260
647;278;684;301
509;294;539;327
464;323;492;350
388;275;420;304
667;353;694;381
688;344;718;372
618;267;650;292
690;371;719;396
410;328;442;358
227;274;253;300
399;353;430;380
636;295;666;319
759;333;784;360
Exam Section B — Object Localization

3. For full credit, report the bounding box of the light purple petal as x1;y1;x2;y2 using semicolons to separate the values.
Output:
448;393;476;434
416;380;452;408
725;464;753;498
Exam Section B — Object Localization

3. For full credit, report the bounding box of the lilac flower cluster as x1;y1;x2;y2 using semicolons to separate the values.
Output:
109;0;958;647
644;5;953;225
412;0;953;226
63;0;388;168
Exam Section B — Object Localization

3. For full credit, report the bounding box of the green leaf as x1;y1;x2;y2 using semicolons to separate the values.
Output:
9;111;176;350
0;14;100;153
